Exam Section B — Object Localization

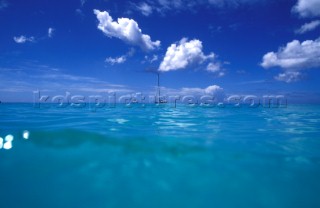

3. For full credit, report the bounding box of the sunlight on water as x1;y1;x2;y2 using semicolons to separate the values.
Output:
23;130;30;140
0;137;3;149
0;104;320;208
3;134;14;150
108;118;129;124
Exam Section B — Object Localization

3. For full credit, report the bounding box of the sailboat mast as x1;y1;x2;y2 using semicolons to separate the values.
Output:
157;73;161;103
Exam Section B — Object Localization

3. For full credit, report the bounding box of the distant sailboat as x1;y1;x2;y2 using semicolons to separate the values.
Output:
155;73;167;104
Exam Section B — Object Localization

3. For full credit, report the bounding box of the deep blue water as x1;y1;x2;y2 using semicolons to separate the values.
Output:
0;103;320;208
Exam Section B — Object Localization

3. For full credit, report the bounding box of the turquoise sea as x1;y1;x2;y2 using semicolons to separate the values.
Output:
0;103;320;208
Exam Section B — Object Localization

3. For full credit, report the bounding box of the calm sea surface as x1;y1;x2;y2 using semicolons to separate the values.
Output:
1;104;320;208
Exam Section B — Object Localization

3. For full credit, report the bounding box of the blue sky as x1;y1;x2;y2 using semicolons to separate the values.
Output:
0;0;320;103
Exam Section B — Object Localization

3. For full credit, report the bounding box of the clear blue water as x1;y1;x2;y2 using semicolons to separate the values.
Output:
0;104;320;208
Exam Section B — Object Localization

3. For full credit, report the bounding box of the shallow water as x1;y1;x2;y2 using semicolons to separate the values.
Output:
1;104;320;208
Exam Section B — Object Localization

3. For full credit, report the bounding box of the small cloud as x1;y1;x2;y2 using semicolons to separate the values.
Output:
204;85;223;94
295;20;320;34
127;48;136;57
177;85;225;101
48;27;55;38
144;54;158;63
275;72;303;83
206;62;225;77
179;85;224;96
75;8;85;17
0;0;8;10
236;70;247;74
150;55;158;63
207;62;220;73
292;0;320;18
105;48;135;65
13;35;35;44
94;9;160;51
209;25;222;34
106;56;127;65
130;0;259;16
76;0;86;17
136;2;153;16
80;0;86;6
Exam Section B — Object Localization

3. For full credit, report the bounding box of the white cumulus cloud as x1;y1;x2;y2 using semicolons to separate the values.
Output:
158;38;207;72
13;35;35;44
158;38;222;75
295;20;320;34
204;85;223;94
292;0;320;18
261;37;320;82
94;9;160;51
261;38;320;70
